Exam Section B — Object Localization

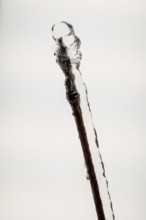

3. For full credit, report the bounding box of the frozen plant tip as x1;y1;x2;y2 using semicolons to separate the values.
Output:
52;21;115;220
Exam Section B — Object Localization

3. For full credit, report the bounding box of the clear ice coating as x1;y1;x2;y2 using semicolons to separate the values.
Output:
52;22;115;220
52;21;82;66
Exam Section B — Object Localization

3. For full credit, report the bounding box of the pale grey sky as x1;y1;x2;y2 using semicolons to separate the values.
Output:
0;0;146;219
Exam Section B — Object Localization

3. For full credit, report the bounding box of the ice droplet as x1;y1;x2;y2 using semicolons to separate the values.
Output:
86;172;90;180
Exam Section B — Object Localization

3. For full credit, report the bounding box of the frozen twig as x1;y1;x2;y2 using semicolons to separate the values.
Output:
52;21;115;220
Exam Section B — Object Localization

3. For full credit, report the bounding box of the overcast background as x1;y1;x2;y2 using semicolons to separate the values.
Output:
0;0;146;219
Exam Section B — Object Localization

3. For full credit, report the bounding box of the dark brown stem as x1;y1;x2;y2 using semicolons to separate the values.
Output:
66;83;106;220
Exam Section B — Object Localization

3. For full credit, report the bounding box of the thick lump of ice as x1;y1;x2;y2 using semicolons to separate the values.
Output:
52;21;82;66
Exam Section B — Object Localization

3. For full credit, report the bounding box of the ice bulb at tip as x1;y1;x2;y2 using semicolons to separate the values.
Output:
52;21;82;66
52;21;74;40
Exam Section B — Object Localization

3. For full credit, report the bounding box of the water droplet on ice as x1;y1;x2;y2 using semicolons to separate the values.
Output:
86;172;90;180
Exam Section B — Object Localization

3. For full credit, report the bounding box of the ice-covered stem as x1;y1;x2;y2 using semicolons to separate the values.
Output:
52;21;115;220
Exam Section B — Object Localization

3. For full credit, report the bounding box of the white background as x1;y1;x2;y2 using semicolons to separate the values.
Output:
0;0;146;219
